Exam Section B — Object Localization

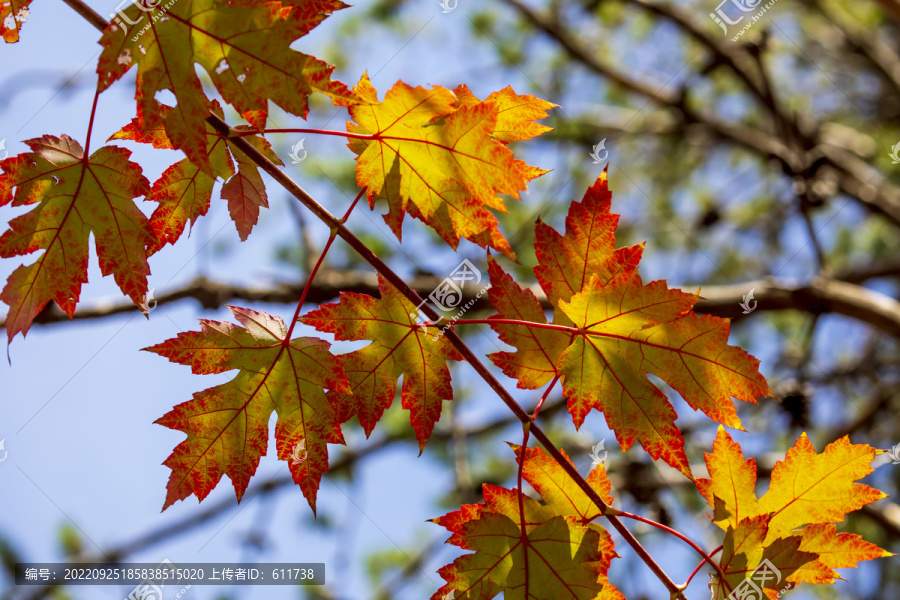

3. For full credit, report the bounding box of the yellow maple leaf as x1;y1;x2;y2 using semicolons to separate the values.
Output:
696;427;892;598
347;74;553;258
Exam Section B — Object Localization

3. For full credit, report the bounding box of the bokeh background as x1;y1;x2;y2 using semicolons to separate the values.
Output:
1;0;899;599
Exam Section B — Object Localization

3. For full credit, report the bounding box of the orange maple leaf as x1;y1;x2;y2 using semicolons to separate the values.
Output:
301;273;464;451
487;174;642;388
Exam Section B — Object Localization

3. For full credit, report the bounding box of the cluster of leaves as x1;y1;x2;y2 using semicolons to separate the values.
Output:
2;0;355;341
426;427;892;599
1;2;892;599
698;427;892;598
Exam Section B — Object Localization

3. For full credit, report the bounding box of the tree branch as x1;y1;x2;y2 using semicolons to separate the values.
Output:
501;0;900;228
807;0;900;98
626;0;793;138
684;278;900;338
11;272;900;339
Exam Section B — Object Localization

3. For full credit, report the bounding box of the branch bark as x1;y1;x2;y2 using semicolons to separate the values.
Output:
10;271;900;339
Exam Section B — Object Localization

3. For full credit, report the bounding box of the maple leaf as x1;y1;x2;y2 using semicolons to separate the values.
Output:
696;427;892;599
511;443;614;523
0;134;155;342
220;135;282;241
436;513;606;600
144;306;349;512
533;174;643;308
97;0;355;172
430;446;621;600
347;74;553;259
0;0;30;42
110;101;283;249
301;273;463;450
758;432;889;543
488;175;772;477
487;175;642;389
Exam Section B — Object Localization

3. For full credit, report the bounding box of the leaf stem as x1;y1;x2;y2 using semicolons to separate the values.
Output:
232;128;377;141
452;318;577;334
680;544;723;591
532;374;560;421
284;187;366;341
339;187;367;223
235;128;515;159
615;509;727;586
83;89;101;157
